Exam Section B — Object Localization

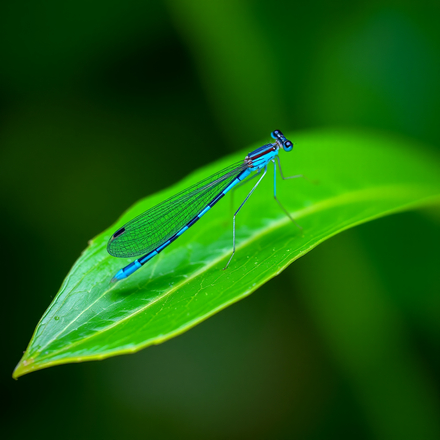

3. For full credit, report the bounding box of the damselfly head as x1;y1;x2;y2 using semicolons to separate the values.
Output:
271;129;293;152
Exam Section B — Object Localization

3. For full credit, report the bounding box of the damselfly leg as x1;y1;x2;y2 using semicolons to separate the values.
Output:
272;159;303;233
223;166;267;270
275;155;311;182
230;169;261;217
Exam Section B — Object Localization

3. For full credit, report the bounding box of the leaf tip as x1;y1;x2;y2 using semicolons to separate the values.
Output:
12;354;35;380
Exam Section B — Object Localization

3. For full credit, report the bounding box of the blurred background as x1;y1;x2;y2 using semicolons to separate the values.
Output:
1;1;439;439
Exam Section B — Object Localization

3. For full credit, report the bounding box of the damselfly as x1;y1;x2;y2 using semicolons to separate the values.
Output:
108;130;304;282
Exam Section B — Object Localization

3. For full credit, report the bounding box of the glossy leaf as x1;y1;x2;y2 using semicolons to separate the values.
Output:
14;129;440;378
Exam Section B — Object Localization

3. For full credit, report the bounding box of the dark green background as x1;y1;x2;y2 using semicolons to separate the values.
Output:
1;1;439;439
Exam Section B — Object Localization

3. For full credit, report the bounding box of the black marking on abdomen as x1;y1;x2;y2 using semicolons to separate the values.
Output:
168;234;179;244
187;216;200;228
209;192;225;207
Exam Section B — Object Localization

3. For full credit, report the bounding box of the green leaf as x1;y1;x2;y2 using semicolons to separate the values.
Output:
14;129;440;378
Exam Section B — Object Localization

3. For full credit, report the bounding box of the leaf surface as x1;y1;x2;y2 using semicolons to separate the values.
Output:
14;129;440;378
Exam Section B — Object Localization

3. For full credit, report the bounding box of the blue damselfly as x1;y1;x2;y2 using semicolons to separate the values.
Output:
108;130;304;282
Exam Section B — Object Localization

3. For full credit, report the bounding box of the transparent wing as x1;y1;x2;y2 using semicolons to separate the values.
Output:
107;160;248;258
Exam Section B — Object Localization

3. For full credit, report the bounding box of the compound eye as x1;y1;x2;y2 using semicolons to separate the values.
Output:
270;130;284;140
283;141;293;151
